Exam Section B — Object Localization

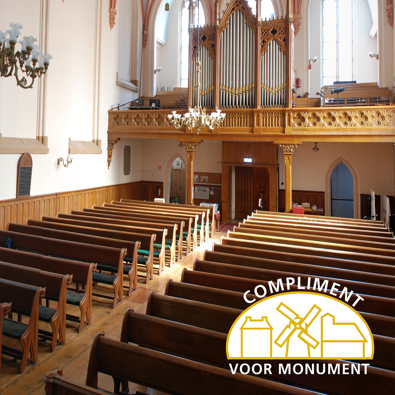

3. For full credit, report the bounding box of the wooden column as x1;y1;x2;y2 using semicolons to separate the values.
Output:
179;141;202;205
279;144;299;213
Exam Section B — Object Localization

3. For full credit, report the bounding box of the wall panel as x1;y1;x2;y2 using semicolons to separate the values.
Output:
0;181;160;230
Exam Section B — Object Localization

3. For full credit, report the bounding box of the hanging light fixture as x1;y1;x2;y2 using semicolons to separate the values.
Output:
168;0;225;133
0;22;52;89
312;142;319;152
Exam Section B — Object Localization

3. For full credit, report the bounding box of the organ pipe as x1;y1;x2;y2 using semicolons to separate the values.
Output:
220;9;255;108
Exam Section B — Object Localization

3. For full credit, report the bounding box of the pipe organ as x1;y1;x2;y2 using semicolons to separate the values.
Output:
188;0;293;110
261;21;287;107
192;46;214;108
220;9;255;108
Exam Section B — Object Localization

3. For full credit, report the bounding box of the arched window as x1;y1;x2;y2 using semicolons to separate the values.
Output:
322;0;354;85
180;0;205;87
247;0;275;19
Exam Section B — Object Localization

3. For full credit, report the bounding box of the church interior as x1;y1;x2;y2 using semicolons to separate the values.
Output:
0;0;394;393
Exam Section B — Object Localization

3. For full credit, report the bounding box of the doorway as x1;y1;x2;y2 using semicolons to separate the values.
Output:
331;162;353;218
169;157;186;204
233;166;269;220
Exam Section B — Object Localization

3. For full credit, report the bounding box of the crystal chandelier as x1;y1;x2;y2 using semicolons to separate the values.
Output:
0;22;52;89
168;0;225;133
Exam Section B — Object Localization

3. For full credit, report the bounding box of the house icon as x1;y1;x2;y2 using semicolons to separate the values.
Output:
321;313;368;358
240;316;273;358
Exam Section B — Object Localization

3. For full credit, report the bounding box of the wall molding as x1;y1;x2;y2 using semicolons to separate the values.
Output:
0;134;49;154
68;138;102;154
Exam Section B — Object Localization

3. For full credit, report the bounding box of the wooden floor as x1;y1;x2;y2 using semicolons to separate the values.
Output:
0;233;225;394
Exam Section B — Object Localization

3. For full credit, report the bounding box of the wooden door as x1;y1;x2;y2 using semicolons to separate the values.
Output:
171;168;186;204
235;167;254;219
235;167;269;219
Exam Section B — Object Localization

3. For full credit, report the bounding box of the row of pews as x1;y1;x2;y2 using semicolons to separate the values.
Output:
0;199;216;375
44;209;394;394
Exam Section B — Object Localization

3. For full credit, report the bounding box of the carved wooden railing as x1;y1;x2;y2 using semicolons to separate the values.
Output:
108;106;395;134
107;105;395;167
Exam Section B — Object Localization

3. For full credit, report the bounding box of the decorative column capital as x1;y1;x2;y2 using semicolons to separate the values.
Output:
109;0;118;30
107;138;120;169
279;144;300;154
179;140;203;151
293;0;302;36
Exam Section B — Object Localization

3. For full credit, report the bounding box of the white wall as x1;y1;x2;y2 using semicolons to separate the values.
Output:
155;0;182;90
0;0;141;201
278;142;394;197
141;139;222;202
355;0;377;82
0;0;40;139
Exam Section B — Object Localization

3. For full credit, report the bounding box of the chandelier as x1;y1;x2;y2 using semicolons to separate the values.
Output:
0;22;52;89
168;0;225;133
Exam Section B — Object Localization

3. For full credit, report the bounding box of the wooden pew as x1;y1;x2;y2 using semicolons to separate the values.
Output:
121;197;217;237
213;244;395;276
8;222;139;295
180;269;395;337
120;309;395;392
121;308;227;368
0;230;126;309
235;224;395;250
114;199;206;246
146;292;239;333
0;248;94;333
222;236;395;265
85;332;316;395
244;217;394;238
70;209;177;267
226;231;395;258
54;214;166;276
0;261;72;351
254;210;386;226
203;250;395;286
45;369;106;395
160;280;394;371
0;302;12;377
102;202;197;254
249;213;388;231
87;206;187;261
239;221;395;244
30;218;154;284
0;279;45;373
192;259;395;299
119;198;211;241
323;83;393;106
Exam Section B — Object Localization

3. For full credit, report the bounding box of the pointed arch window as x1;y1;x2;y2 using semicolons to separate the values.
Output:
180;0;205;88
322;0;354;85
247;0;275;19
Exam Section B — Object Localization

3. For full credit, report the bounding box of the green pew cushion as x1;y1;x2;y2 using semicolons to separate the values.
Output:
3;319;27;339
92;272;116;285
154;243;171;250
98;263;133;276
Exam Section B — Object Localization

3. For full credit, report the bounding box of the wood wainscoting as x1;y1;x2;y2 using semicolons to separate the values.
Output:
0;181;163;230
278;189;325;214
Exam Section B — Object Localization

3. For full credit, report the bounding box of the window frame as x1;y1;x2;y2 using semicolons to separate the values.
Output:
321;0;355;86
